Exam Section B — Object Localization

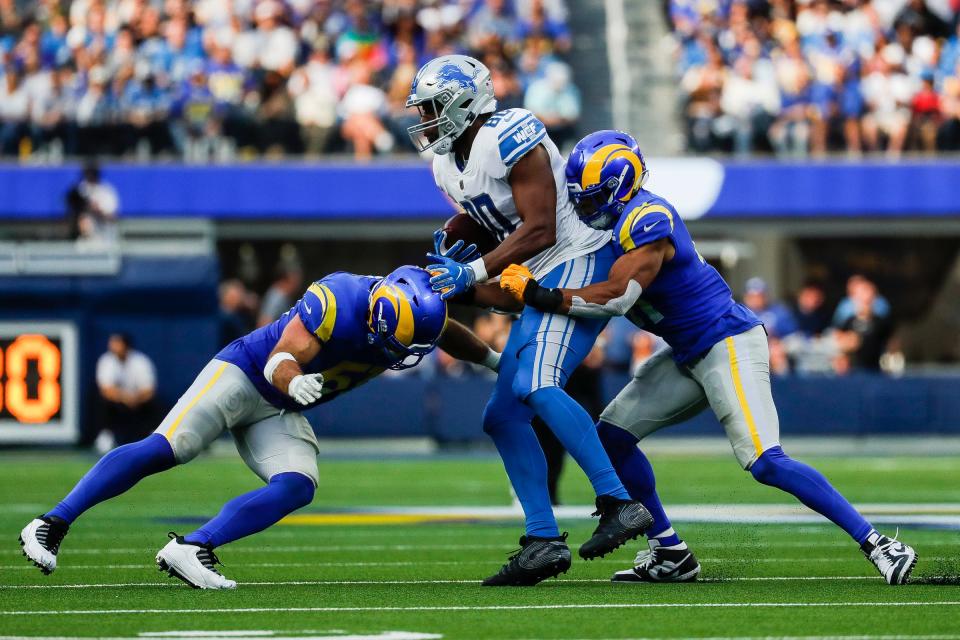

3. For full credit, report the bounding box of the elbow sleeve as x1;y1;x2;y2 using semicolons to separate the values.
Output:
568;280;642;319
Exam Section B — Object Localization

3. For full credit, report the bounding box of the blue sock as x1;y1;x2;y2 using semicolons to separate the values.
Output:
185;472;315;548
597;421;679;545
526;388;630;500
47;433;176;524
483;397;559;538
751;446;873;544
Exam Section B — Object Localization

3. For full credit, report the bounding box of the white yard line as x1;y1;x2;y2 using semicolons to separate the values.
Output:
0;576;896;590
5;539;958;556
2;557;951;571
3;602;960;616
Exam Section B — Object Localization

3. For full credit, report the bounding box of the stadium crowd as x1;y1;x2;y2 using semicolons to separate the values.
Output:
0;0;580;160
672;0;960;157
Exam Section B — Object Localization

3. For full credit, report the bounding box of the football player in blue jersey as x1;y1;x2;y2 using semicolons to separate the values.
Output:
20;264;500;589
500;130;918;586
409;55;653;585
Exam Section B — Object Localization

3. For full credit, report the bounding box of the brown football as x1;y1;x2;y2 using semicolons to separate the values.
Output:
440;213;499;256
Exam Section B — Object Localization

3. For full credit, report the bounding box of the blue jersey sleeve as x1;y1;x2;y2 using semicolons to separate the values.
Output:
296;280;340;344
614;200;676;253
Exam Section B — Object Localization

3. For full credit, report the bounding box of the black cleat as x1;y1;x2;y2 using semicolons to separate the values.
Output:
20;515;69;575
482;532;572;586
612;539;701;582
861;532;918;585
579;495;653;560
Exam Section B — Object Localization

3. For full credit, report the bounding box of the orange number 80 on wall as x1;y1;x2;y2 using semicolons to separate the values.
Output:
0;335;62;424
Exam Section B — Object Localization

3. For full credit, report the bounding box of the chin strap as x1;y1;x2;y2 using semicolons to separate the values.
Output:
568;280;642;319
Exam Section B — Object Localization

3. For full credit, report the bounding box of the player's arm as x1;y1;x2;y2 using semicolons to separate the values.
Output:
502;238;673;318
479;145;557;277
263;313;325;405
427;145;557;297
438;317;502;371
454;281;524;313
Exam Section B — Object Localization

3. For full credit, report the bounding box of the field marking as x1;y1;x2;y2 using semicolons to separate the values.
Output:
521;636;960;640
274;504;960;528
0;576;902;590
4;539;959;556
2;557;952;571
4;602;960;616
0;634;439;640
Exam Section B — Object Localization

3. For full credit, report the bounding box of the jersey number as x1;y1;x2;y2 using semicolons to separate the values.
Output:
459;194;516;242
320;361;383;397
626;300;664;329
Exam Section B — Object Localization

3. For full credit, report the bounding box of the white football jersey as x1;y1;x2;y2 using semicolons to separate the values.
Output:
431;108;609;279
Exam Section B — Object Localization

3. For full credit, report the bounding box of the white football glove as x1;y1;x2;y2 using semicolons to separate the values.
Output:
288;373;324;405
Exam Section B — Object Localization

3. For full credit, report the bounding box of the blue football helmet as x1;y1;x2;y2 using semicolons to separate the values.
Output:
368;266;448;370
565;130;649;230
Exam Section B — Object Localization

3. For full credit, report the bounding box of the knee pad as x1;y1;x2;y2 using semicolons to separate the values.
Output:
167;430;205;464
270;471;316;509
750;445;787;485
596;421;639;463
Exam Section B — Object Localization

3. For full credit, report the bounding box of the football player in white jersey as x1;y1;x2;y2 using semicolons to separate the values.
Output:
409;55;653;586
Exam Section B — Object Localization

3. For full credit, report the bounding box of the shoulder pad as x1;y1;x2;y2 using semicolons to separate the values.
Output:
298;280;339;343
615;199;676;253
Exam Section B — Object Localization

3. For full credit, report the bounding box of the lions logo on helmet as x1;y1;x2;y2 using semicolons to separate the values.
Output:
406;55;497;156
367;266;447;370
565;130;649;230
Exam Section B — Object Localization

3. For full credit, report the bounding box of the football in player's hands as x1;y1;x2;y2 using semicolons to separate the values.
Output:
441;213;498;256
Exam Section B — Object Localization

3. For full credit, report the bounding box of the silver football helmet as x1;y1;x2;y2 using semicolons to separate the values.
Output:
406;55;497;155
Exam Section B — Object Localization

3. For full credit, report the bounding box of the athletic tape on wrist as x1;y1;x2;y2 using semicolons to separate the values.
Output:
467;257;488;284
264;352;297;384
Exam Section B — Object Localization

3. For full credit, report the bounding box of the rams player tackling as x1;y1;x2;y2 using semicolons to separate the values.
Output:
501;130;918;586
20;265;498;589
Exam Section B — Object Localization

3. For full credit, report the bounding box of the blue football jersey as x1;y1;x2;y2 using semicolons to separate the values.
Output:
217;272;395;411
611;189;761;364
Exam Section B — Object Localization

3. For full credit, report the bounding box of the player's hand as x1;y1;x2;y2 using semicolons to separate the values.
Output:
500;264;535;302
432;229;480;264
426;253;477;300
288;373;324;405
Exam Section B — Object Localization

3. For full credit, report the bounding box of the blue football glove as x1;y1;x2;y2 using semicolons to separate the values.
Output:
432;229;480;264
426;252;477;300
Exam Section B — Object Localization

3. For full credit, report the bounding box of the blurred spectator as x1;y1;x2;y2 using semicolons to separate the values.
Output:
743;277;799;338
832;274;890;326
95;333;157;448
792;281;831;337
835;277;892;371
768;336;792;376
65;162;119;244
339;59;393;159
523;60;579;148
601;316;637;373
258;264;304;327
289;46;339;156
630;330;661;372
219;279;257;347
0;65;30;156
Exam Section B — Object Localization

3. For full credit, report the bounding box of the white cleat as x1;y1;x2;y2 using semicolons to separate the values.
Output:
19;516;69;575
861;532;917;585
612;538;701;583
156;533;237;590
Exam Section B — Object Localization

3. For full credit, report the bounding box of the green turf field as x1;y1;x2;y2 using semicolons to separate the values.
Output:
2;448;959;639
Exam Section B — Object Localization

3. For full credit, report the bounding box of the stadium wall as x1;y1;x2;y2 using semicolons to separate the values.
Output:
2;160;959;220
